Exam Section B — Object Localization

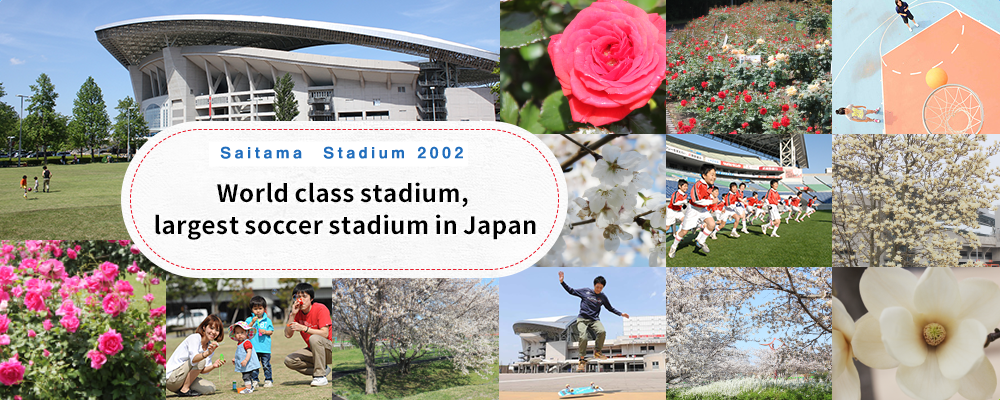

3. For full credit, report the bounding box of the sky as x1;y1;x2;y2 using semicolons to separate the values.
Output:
499;267;666;365
0;0;499;116
673;134;833;175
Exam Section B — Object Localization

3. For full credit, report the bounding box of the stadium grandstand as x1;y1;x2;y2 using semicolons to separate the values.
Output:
664;135;832;210
508;316;666;374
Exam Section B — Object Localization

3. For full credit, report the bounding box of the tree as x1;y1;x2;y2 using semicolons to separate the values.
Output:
200;278;250;317
71;77;111;160
112;97;148;158
832;135;1000;267
0;83;18;154
273;73;299;121
26;73;60;162
666;268;832;386
166;276;203;327
329;279;499;395
227;280;256;325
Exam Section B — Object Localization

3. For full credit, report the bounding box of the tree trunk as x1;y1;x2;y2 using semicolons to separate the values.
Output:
360;339;379;394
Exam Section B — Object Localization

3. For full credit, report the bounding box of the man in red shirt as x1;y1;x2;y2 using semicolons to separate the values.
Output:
804;195;817;219
788;191;804;223
666;180;689;242
670;164;720;258
762;180;783;237
283;283;334;386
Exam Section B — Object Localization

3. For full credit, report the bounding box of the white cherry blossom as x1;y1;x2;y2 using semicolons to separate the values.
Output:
592;145;646;186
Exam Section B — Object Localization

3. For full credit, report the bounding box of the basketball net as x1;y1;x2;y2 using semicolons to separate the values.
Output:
923;84;984;134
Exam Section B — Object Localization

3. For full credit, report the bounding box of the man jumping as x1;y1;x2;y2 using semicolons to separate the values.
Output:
559;271;629;372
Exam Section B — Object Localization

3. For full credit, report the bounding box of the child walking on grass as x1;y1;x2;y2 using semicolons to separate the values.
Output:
230;322;261;394
246;296;275;388
20;175;28;199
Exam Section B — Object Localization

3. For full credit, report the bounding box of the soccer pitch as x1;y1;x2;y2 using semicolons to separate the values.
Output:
1;163;129;239
664;211;832;267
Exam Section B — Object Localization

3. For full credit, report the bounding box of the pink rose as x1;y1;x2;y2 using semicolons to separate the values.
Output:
144;293;155;303
150;277;160;285
0;266;15;286
98;329;124;356
43;319;52;331
0;335;9;345
87;349;106;370
60;315;80;333
27;330;35;338
0;315;8;334
99;262;118;281
57;299;79;317
10;286;21;299
126;262;140;273
42;349;49;357
130;246;141;255
118;240;131;247
23;292;47;313
153;325;166;342
102;293;127;317
150;306;166;318
67;249;77;260
0;357;24;385
114;280;134;296
547;0;666;126
136;271;146;284
154;353;166;366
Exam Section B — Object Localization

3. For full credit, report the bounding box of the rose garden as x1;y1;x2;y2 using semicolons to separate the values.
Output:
666;0;832;135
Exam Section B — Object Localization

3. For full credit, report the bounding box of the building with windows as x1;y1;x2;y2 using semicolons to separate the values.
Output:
510;315;666;373
95;15;499;134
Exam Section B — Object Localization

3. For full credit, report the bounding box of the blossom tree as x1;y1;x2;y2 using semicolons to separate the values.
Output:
536;134;667;267
832;135;1000;267
667;267;832;386
329;279;498;395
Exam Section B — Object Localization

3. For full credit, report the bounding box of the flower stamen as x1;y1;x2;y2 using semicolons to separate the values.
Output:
923;322;946;346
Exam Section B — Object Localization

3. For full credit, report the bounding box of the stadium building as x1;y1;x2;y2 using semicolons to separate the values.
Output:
95;15;499;134
663;135;833;209
509;315;666;373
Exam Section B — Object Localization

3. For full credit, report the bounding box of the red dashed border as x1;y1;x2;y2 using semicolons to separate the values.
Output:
128;128;562;271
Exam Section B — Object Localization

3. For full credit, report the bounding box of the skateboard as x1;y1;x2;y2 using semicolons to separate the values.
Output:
559;382;603;397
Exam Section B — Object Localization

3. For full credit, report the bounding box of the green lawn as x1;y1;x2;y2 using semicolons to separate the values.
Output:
666;210;832;267
166;327;497;399
0;163;129;238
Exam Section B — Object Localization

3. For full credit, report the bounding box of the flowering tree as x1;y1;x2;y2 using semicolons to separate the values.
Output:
832;135;1000;268
499;0;667;134
536;134;667;267
667;267;832;386
0;240;164;399
328;279;498;395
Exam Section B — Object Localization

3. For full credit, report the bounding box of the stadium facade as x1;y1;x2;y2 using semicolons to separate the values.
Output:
510;315;666;373
95;15;499;134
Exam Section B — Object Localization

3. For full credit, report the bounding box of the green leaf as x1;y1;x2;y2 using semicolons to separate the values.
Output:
499;92;520;124
518;42;547;61
629;113;656;135
500;12;548;48
627;0;659;13
539;91;572;132
518;102;547;134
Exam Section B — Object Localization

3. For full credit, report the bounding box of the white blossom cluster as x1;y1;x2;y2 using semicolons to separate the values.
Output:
673;377;832;397
328;279;498;395
832;135;1000;267
667;268;832;386
536;135;667;267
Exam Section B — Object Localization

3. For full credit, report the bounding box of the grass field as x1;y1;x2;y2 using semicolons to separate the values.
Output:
0;163;129;239
166;326;498;399
665;210;832;267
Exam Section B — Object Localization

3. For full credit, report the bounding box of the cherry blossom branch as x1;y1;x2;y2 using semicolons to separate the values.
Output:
559;134;628;172
986;328;1000;348
570;210;654;228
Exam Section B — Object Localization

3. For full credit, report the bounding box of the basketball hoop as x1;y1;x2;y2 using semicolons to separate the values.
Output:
922;84;984;134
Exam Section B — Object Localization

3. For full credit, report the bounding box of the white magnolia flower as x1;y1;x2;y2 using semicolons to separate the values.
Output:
833;297;860;400
602;224;633;252
853;268;1000;400
592;145;645;186
584;185;625;228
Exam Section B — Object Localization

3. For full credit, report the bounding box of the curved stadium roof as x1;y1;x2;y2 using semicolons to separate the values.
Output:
95;15;499;84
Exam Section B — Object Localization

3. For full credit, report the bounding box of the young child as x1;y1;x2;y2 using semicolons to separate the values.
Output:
762;180;783;237
804;196;817;219
669;164;719;257
721;183;745;238
33;177;39;193
246;296;275;388
736;183;750;234
790;192;804;223
666;180;688;241
895;0;918;32
230;321;262;394
20;175;28;199
558;271;629;372
707;187;725;240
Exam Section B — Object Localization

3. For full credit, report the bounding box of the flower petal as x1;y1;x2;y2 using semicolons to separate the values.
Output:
958;357;998;400
914;267;961;321
852;312;899;369
880;306;927;367
860;267;917;316
959;278;1000;330
833;330;861;400
936;318;986;380
896;350;961;400
833;297;855;340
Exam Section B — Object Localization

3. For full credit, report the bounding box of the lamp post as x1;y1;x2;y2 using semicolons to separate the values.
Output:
16;94;28;167
6;136;13;158
429;86;436;121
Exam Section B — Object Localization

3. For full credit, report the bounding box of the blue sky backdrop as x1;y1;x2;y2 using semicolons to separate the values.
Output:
499;267;666;365
672;135;832;175
0;0;499;116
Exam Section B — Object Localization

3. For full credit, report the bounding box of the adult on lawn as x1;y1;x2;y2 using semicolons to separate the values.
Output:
559;271;629;372
165;315;227;397
283;282;334;386
41;165;51;193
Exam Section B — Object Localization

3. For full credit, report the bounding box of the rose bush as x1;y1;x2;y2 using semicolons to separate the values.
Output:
500;0;666;134
666;1;831;134
0;240;164;399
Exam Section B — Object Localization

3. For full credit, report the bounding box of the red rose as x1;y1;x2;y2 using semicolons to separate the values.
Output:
769;81;776;89
706;107;712;112
781;104;790;112
681;100;688;107
741;122;749;128
547;0;666;126
689;118;696;125
744;95;752;103
781;116;790;127
707;55;714;62
759;107;767;115
772;121;780;129
807;126;814;132
718;105;724;111
701;81;709;89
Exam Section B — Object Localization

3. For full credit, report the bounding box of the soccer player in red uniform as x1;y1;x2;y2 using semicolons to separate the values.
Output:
762;179;783;237
666;180;689;242
669;164;720;258
789;191;804;223
736;183;750;233
804;196;817;219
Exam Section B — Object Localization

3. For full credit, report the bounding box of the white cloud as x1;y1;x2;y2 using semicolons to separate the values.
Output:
9;58;25;65
649;291;656;298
